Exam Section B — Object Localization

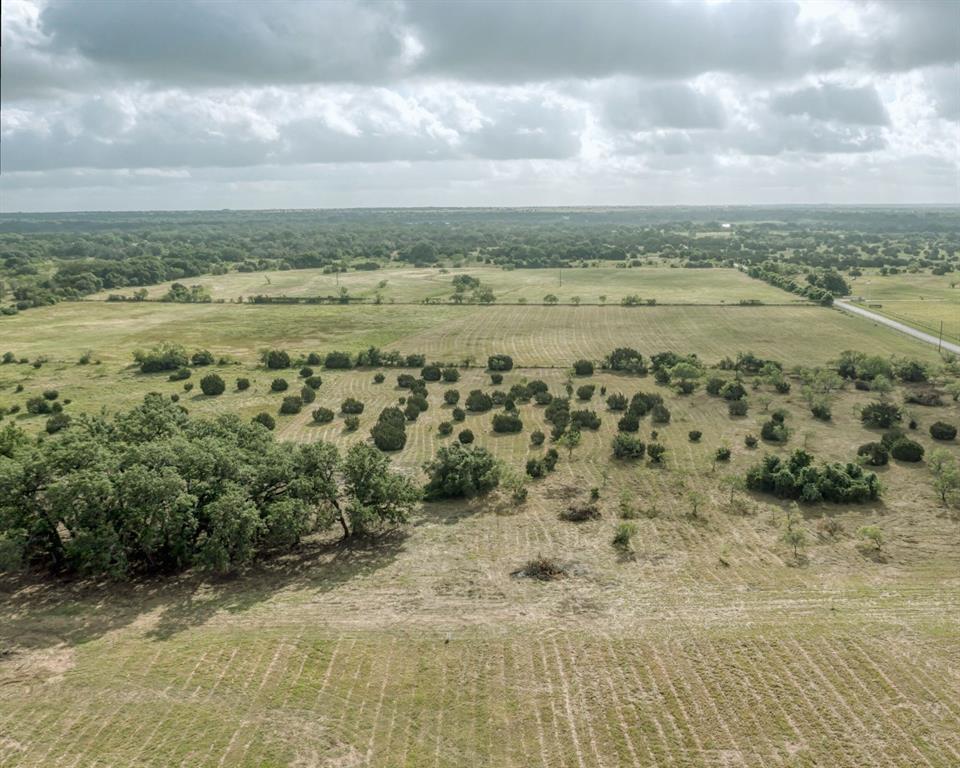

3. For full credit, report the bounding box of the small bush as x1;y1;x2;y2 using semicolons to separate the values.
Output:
490;372;504;385
441;367;460;382
42;389;59;401
466;389;493;412
26;397;51;415
492;412;523;433
304;375;323;390
573;359;594;376
613;522;636;551
647;443;667;464
857;442;889;466
271;378;289;392
279;396;303;415
421;364;442;381
444;389;460;405
612;433;646;460
728;399;748;417
744;434;758;448
168;367;191;382
183;382;193;392
262;349;290;369
344;415;360;431
341;398;364;414
236;377;250;391
373;372;385;384
45;412;72;434
530;430;545;446
191;349;214;366
861;401;901;428
312;407;335;424
890;438;924;462
458;429;475;444
438;421;453;436
606;393;628;411
452;407;466;422
651;403;671;424
519;556;565;580
300;386;316;405
253;412;275;430
761;419;789;443
714;447;731;462
930;421;957;441
562;504;601;522
299;366;314;379
487;354;513;372
324;351;354;369
618;413;640;432
688;430;702;442
200;373;226;396
526;458;547;478
306;352;322;366
811;403;832;421
817;518;844;539
576;384;595;401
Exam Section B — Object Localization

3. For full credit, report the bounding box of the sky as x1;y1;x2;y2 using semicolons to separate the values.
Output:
1;0;958;212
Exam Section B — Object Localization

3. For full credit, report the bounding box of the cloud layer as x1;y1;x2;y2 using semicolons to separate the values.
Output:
1;0;958;210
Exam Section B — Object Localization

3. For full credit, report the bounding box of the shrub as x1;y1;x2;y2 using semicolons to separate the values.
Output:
236;377;250;391
299;366;314;379
421;364;442;381
26;397;51;415
183;382;193;392
714;447;731;462
200;374;226;396
168;367;191;382
408;394;429;412
42;389;59;401
721;382;747;401
253;412;275;430
403;401;421;421
705;377;725;395
613;522;636;551
271;378;288;392
612;434;646;460
344;415;360;431
811;403;832;421
774;380;792;394
262;349;290;369
651;403;671;424
373;372;385;384
628;391;662;416
466;389;493;412
441;367;460;382
534;390;553;405
438;421;453;436
618;413;640;432
458;429;475;444
728;399;748;417
745;449;880;503
324;351;354;369
300;386;316;404
304;375;323;390
310;407;334;424
135;342;189;373
930;421;957;441
647;443;667;463
744;434;758;448
576;384;595;401
45;412;71;434
606;393;628;411
487;354;513;372
306;352;322;366
280;396;303;415
490;372;504;385
543;448;559;471
424;444;500;499
861;401;901;428
890;438;924;462
444;389;460;405
371;407;406;451
341;398;364;414
761;419;789;443
573;359;594;376
562;504;600;522
492;412;523;433
530;430;545;446
570;409;601;430
452;407;466;422
688;430;702;442
857;442;889;466
526;458;546;478
192;349;214;366
604;347;647;374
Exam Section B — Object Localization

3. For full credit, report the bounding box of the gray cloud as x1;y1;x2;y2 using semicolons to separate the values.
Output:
599;82;726;131
771;83;890;125
924;65;960;121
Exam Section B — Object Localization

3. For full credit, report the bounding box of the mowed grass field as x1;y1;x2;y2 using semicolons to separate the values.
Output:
89;264;800;305
848;270;960;343
2;289;959;767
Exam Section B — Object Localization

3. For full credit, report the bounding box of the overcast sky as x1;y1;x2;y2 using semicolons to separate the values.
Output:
1;0;958;211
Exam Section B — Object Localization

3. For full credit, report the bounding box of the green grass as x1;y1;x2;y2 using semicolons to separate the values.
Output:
848;270;960;342
89;264;800;305
2;295;959;767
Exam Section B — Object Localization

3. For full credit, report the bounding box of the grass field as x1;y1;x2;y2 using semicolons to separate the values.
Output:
2;287;959;766
89;265;801;305
848;271;960;343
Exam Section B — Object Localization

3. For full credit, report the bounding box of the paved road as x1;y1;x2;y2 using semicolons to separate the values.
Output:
835;300;960;356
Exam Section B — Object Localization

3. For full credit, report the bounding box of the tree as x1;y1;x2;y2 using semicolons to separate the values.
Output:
928;449;960;506
572;359;594;376
261;349;290;369
781;514;807;560
465;389;493;412
200;373;225;396
423;444;500;499
543;294;559;305
492;412;523;433
858;525;885;551
557;429;581;459
487;354;513;372
336;443;420;537
371;407;406;451
612;434;645;460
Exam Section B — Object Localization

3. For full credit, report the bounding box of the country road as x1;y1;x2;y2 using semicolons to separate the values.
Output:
835;300;960;356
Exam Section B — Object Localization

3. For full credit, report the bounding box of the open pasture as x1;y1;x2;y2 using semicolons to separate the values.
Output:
848;270;960;343
89;265;800;306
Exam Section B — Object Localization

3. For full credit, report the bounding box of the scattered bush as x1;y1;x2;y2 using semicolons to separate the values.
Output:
299;366;314;379
744;434;758;448
688;430;702;442
930;421;957;441
530;430;545;446
618;413;640;432
279;396;303;415
857;442;889;466
168;367;191;382
135;342;189;373
861;401;901;429
441;367;460;382
572;359;594;376
487;354;513;372
651;403;671;424
341;398;364;414
344;415;360;431
304;375;323;390
261;349;290;369
424;444;500;499
271;378;289;392
647;443;667;464
300;386;316;405
253;412;275;430
236;377;250;391
466;389;493;412
890;438;924;462
444;389;460;405
45;412;71;434
576;384;595;401
200;374;226;396
612;434;646;460
191;349;214;366
492;412;523;433
371;407;406;451
324;351;354;369
714;447;731;462
746;449;880;503
438;421;453;436
452;407;466;422
458;429;475;444
490;372;504;385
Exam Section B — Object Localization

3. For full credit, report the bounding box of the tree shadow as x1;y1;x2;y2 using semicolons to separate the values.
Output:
0;528;409;653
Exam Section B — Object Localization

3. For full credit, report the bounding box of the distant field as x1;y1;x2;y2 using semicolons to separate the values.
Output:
89;265;800;305
2;290;959;766
848;271;960;343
